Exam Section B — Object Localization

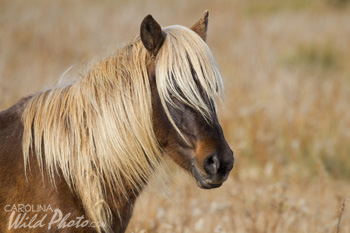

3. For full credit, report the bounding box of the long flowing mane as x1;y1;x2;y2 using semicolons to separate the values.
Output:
21;25;222;232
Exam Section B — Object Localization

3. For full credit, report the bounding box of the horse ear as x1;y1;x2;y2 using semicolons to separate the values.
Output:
190;10;209;42
140;15;164;56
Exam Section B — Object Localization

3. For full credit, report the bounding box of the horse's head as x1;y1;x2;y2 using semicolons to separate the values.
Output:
140;11;234;189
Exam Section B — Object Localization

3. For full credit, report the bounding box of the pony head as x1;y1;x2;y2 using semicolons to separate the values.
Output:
141;11;234;189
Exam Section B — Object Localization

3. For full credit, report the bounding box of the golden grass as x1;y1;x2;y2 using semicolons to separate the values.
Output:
0;0;349;232
128;164;350;233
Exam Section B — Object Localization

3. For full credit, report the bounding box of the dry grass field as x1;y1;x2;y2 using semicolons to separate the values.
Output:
1;0;350;232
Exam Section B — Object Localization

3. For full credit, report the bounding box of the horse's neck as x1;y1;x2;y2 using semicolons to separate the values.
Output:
105;184;141;232
0;97;28;129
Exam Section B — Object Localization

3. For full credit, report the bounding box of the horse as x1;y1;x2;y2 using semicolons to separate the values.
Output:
0;11;234;233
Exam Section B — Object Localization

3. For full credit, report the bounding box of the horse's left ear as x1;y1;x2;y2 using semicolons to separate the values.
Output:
140;15;164;56
190;10;209;42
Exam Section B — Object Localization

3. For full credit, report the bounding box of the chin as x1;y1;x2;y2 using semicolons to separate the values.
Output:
192;165;226;189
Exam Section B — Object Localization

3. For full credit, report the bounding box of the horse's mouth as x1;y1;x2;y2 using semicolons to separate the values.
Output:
191;164;227;189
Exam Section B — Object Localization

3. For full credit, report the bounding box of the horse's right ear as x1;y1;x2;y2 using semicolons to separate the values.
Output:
140;15;164;56
190;10;209;42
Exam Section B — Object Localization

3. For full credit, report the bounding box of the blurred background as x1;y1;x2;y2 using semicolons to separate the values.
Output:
1;0;349;232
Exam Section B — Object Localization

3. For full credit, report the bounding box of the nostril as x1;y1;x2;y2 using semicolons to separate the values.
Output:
203;153;220;175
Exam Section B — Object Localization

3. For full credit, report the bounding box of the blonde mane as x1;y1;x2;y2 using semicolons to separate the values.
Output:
21;25;222;233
